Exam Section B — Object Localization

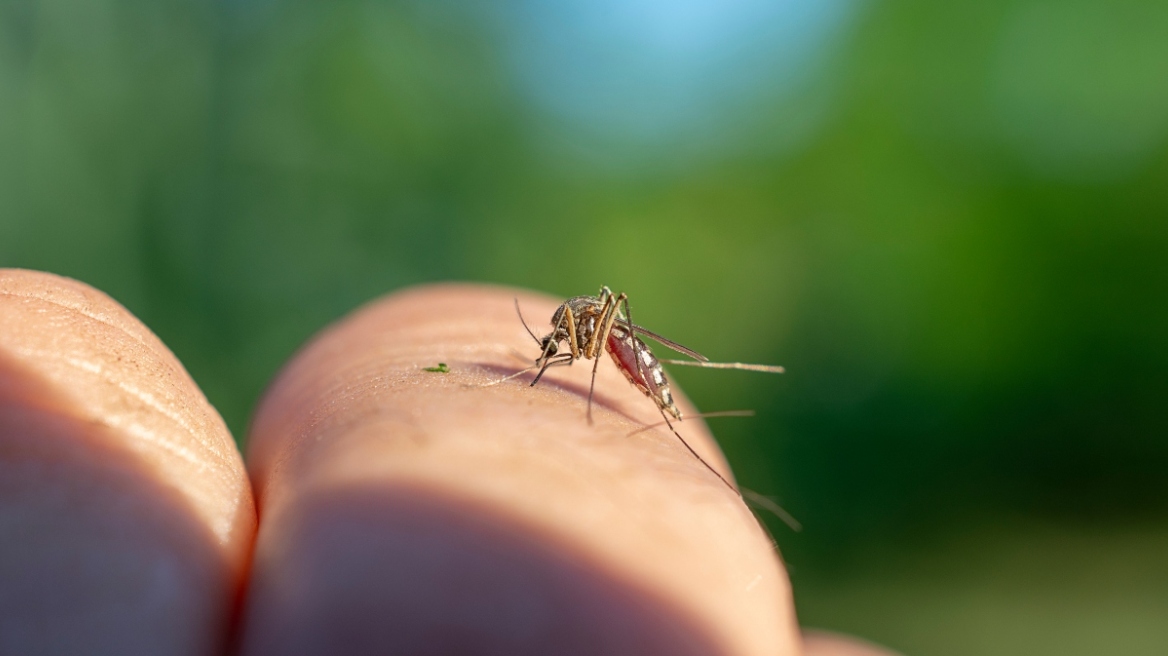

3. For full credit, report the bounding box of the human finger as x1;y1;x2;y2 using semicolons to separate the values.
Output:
0;269;256;655
802;630;903;656
240;284;799;656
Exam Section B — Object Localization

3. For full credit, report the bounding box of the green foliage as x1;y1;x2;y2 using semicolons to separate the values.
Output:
2;0;1166;652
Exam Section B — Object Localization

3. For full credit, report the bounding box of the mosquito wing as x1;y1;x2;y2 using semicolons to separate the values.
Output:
626;322;709;362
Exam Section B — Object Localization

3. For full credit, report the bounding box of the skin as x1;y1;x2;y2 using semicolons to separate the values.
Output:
0;269;895;656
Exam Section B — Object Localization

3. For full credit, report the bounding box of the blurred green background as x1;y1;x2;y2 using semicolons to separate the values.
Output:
2;0;1167;653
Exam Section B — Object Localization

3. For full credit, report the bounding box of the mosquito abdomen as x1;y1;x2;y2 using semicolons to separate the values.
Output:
606;326;682;420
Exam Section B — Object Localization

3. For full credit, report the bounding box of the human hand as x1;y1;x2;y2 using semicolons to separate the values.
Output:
0;269;895;655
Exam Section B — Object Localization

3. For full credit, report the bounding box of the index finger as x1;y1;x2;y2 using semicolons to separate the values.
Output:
0;269;255;655
240;284;798;655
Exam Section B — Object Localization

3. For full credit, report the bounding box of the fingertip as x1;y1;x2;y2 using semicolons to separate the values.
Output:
242;283;798;656
0;269;254;546
0;269;256;654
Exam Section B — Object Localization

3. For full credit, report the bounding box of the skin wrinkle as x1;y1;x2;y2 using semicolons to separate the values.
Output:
0;388;236;656
0;269;254;550
11;347;211;465
7;342;239;541
11;331;226;451
0;289;158;353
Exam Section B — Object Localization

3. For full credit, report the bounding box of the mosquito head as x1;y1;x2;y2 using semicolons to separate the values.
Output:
539;335;559;358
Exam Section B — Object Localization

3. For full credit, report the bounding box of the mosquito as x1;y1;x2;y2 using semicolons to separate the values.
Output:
486;286;784;496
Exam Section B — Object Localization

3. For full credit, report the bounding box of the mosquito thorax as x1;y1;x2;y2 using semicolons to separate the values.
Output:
549;305;566;330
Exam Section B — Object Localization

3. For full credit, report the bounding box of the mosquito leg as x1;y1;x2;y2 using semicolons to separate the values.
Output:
584;292;615;360
586;355;602;425
563;306;581;360
597;292;625;359
617;293;654;414
618;293;636;367
660;359;785;373
530;353;573;387
596;286;613;315
740;489;802;532
585;292;624;422
625;410;755;437
657;407;739;496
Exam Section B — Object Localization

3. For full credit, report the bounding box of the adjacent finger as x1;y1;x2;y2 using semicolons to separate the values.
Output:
0;269;256;656
240;284;799;656
803;630;903;656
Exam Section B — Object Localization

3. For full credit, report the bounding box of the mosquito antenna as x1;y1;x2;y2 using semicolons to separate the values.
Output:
626;410;755;437
662;360;785;374
514;298;541;346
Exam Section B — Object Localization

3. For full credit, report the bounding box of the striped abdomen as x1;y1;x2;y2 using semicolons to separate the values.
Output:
606;325;682;420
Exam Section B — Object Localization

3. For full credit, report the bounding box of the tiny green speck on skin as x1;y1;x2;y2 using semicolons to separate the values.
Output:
423;363;449;373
